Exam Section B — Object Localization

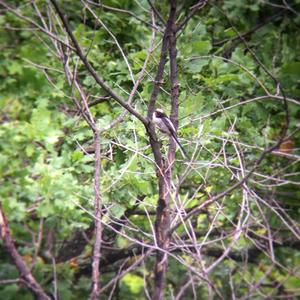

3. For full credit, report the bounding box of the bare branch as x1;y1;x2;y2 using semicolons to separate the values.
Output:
90;131;102;300
0;203;51;300
0;0;75;51
49;0;148;126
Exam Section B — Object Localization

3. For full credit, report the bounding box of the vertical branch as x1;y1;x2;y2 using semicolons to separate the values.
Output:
90;130;102;300
46;3;105;297
0;203;50;300
168;0;180;138
153;1;177;299
147;10;171;119
145;0;174;173
166;0;179;232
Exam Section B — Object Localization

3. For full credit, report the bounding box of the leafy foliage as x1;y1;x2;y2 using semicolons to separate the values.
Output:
0;0;299;299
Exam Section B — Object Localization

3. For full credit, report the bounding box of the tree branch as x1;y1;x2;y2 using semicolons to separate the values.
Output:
0;0;75;51
49;0;148;126
89;130;102;300
153;0;178;299
0;203;51;300
176;0;207;33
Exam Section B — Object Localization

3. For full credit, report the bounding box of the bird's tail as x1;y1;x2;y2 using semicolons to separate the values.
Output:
170;133;189;160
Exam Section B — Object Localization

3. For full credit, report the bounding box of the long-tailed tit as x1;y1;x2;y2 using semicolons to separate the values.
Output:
153;108;189;159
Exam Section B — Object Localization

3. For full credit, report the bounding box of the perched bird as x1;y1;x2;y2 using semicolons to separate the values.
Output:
153;108;189;159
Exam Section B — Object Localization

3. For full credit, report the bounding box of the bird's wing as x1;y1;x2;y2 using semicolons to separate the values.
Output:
161;116;176;135
161;117;189;160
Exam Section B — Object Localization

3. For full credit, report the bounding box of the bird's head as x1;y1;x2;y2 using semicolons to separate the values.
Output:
154;108;166;118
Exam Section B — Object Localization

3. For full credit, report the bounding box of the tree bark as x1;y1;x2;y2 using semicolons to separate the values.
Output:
0;203;50;300
90;131;103;300
153;1;178;299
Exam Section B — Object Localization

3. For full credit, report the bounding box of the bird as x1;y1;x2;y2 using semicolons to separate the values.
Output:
153;108;189;159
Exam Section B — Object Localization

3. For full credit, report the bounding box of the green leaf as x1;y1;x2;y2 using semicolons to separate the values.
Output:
72;150;84;161
121;274;144;294
25;144;35;157
282;62;300;76
190;40;212;55
186;59;209;73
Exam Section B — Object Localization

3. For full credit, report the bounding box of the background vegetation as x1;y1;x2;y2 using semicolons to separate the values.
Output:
0;0;299;299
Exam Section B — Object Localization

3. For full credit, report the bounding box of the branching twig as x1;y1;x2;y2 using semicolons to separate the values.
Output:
0;203;51;300
49;0;148;126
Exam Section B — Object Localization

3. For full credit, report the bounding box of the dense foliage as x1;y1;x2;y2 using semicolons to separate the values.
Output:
0;0;299;299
